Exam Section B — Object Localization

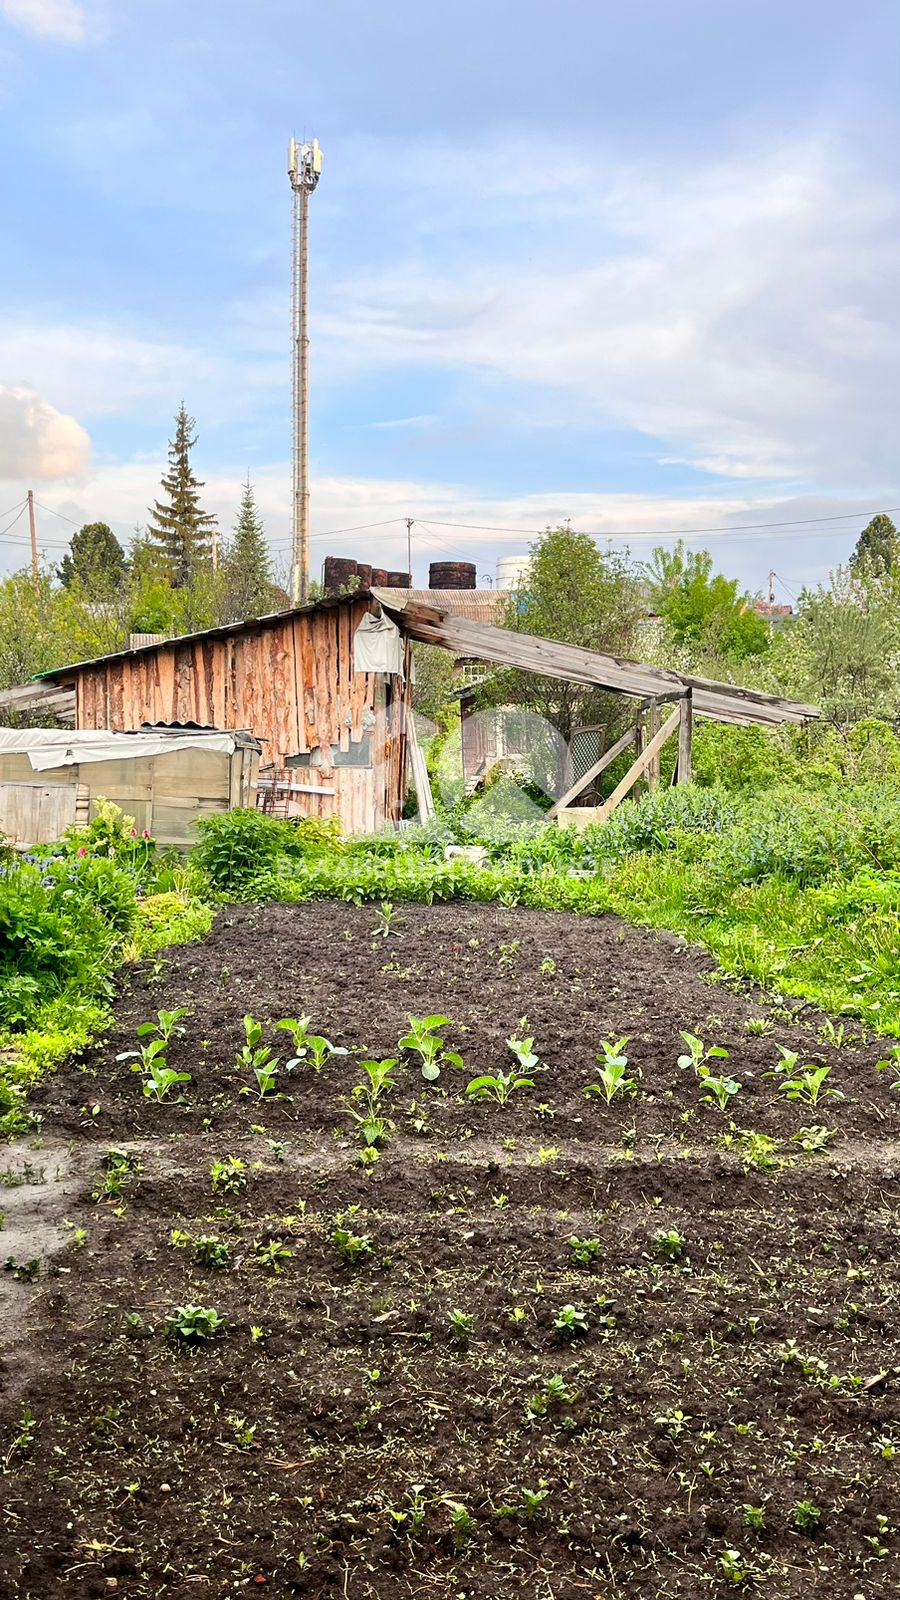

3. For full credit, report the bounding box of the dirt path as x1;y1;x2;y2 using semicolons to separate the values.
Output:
2;901;899;1599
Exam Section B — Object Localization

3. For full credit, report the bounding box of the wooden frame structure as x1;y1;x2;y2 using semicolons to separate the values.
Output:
372;588;816;827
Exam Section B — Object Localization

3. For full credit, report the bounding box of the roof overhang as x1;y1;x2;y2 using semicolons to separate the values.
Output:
371;588;818;728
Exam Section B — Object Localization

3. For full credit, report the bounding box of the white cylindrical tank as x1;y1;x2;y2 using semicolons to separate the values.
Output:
496;555;531;591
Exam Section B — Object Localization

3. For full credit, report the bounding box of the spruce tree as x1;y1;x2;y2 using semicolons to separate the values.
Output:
146;404;217;585
222;479;274;620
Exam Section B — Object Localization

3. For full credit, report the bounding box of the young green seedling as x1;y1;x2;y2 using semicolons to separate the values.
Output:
165;1304;228;1344
331;1225;372;1265
237;1016;279;1096
275;1016;313;1069
875;1045;900;1090
304;1035;348;1071
569;1236;603;1268
448;1307;474;1346
137;1007;188;1046
465;1068;535;1105
506;1028;540;1073
210;1155;247;1194
584;1038;639;1103
193;1235;231;1270
777;1065;842;1107
700;1073;742;1112
677;1031;730;1075
398;1015;463;1083
553;1303;589;1339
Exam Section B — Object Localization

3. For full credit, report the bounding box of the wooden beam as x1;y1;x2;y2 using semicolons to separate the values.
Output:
677;687;693;784
547;723;638;818
647;699;661;792
593;705;681;824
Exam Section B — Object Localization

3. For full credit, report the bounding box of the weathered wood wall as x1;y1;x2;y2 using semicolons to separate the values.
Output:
61;599;411;832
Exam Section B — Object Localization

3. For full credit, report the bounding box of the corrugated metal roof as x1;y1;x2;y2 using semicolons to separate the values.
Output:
383;589;507;625
36;590;367;681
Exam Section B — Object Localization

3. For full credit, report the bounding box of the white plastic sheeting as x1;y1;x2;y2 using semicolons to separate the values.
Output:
0;727;253;773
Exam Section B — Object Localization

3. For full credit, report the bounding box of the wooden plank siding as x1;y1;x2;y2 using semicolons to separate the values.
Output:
53;597;411;833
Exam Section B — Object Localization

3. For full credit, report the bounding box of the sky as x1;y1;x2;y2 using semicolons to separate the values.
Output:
0;0;898;596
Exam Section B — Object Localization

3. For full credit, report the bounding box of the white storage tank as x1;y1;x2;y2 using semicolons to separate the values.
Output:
496;555;531;591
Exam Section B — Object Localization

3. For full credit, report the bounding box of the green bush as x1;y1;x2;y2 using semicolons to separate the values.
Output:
194;809;342;894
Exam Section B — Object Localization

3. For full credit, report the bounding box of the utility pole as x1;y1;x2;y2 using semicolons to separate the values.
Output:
406;517;413;583
288;136;323;606
27;490;38;587
768;569;776;603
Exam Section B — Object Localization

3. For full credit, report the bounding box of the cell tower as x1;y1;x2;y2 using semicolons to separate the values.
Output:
288;136;323;605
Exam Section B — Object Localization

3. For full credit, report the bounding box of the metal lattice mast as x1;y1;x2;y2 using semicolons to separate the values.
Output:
288;137;323;606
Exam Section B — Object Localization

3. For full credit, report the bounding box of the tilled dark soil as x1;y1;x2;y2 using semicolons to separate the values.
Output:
2;900;900;1600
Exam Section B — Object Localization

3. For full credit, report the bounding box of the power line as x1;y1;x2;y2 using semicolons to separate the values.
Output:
0;505;29;541
0;498;27;524
419;504;900;540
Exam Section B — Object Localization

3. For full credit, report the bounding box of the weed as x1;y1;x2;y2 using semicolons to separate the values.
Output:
448;1307;474;1346
254;1238;292;1272
332;1225;372;1266
92;1147;137;1201
123;1312;144;1338
792;1124;837;1152
444;1499;476;1549
723;1128;782;1171
744;1017;774;1036
553;1303;589;1339
193;1235;231;1270
165;1304;228;1344
4;1255;40;1283
540;956;557;976
569;1235;603;1268
791;1500;823;1535
210;1155;247;1194
742;1504;766;1532
4;1406;36;1468
719;1548;752;1586
398;1015;462;1082
227;1415;258;1450
655;1407;691;1440
371;900;402;939
653;1227;686;1262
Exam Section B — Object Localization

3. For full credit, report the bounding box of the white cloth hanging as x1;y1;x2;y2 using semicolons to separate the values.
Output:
352;609;405;677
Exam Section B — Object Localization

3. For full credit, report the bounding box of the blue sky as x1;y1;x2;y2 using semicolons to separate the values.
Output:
0;0;898;594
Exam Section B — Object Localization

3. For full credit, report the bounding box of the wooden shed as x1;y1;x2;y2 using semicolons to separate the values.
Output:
0;727;261;848
38;594;413;836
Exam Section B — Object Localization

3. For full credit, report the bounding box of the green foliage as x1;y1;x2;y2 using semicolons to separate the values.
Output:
849;512;899;575
644;540;769;659
165;1303;228;1343
489;525;644;745
194;809;341;894
58;522;127;591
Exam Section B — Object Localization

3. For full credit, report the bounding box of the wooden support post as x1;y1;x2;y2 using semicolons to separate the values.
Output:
547;723;638;819
647;698;661;792
677;687;693;784
593;705;681;824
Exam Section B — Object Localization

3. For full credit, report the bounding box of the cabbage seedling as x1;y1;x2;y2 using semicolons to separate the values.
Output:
700;1074;742;1113
569;1236;603;1268
305;1035;348;1071
275;1016;313;1069
448;1307;474;1346
465;1069;534;1105
777;1065;842;1107
506;1030;540;1073
210;1155;247;1194
193;1235;231;1270
398;1015;463;1083
585;1038;638;1103
677;1031;729;1074
875;1045;900;1090
137;1007;188;1045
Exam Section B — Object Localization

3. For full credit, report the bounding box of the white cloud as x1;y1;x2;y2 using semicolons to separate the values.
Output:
0;0;85;42
317;140;900;489
9;459;880;593
0;386;90;479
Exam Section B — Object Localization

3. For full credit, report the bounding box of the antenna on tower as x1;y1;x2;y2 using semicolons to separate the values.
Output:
288;136;324;605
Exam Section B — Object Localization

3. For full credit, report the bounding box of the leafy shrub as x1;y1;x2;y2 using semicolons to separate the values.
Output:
194;809;342;893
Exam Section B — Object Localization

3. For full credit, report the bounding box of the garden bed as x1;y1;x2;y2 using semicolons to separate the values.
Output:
2;900;900;1599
